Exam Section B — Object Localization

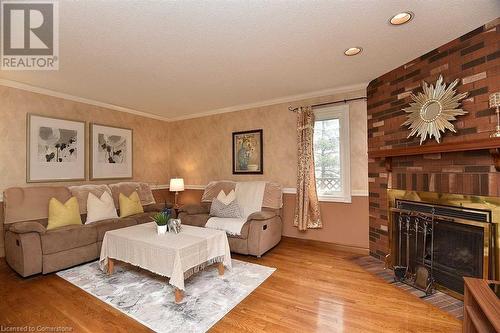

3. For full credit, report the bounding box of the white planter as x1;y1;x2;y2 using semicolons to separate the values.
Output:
157;225;167;235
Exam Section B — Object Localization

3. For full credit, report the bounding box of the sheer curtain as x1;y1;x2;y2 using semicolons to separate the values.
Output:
294;106;322;231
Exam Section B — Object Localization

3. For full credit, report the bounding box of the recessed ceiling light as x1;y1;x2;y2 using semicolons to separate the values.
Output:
344;47;362;56
390;12;413;25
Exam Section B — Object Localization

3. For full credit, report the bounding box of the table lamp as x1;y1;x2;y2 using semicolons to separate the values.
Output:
169;178;184;208
490;92;500;138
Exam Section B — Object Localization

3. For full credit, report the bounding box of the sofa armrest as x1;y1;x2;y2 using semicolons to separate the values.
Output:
8;221;46;234
247;210;277;221
179;203;210;215
247;215;282;257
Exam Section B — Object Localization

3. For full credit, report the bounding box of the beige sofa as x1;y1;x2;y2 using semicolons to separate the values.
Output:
3;182;171;277
178;181;283;257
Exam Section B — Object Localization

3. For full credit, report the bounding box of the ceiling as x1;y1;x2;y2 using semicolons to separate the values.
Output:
1;0;499;120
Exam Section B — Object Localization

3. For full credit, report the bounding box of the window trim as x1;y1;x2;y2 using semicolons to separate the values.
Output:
313;104;351;203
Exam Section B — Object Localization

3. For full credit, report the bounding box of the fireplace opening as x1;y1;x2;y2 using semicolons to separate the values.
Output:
391;199;494;297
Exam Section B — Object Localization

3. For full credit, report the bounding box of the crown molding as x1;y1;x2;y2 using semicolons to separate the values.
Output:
0;79;368;123
167;82;369;122
0;79;170;122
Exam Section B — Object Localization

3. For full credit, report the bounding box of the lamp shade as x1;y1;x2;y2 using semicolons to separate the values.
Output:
169;178;184;192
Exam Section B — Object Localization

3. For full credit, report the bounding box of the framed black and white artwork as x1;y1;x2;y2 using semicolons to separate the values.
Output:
90;123;133;180
27;114;86;182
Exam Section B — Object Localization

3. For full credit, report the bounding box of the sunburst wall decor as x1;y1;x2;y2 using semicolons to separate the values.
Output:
402;75;468;144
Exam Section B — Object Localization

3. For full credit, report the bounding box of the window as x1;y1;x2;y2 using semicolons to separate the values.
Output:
313;104;351;202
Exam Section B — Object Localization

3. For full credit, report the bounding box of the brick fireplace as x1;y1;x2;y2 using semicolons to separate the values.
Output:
367;18;500;264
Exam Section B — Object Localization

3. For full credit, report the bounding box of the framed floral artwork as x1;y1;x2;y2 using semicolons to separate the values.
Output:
27;114;86;182
90;123;133;180
232;129;263;174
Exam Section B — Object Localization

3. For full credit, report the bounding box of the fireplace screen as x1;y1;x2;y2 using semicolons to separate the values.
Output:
433;220;484;294
392;199;492;296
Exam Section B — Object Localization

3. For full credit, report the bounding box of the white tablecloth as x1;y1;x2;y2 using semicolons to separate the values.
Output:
99;222;232;290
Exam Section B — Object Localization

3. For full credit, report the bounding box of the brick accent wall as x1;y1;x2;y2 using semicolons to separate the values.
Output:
367;19;500;259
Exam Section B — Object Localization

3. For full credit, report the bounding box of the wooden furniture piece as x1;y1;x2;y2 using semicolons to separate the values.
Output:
100;222;232;303
367;137;500;171
463;277;500;333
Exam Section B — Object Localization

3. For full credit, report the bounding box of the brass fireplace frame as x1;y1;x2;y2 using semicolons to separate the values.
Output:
387;189;500;296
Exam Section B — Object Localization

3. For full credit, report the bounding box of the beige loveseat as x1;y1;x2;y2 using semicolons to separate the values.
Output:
178;181;283;257
3;182;171;277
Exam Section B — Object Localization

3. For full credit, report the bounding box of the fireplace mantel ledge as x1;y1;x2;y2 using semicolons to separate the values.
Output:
367;137;500;172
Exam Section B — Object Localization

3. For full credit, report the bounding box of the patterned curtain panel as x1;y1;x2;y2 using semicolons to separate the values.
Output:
294;106;322;230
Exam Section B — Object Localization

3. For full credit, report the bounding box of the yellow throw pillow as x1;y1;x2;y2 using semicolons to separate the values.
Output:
119;191;144;218
47;197;82;230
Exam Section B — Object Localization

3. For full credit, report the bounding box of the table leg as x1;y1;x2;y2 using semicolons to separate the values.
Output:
217;262;224;276
107;258;114;275
175;288;184;303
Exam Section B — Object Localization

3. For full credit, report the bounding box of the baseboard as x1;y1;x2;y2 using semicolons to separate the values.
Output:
281;236;369;255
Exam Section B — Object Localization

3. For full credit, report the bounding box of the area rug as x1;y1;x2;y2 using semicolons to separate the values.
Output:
57;259;275;333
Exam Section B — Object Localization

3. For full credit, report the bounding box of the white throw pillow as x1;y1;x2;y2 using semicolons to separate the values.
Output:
86;191;118;224
216;190;236;206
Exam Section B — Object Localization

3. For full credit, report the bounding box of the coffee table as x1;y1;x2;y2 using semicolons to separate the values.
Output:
99;222;232;303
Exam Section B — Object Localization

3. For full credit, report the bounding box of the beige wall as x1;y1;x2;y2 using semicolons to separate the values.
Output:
282;195;369;249
0;85;369;256
0;85;170;257
170;89;369;248
170;89;368;192
0;85;170;192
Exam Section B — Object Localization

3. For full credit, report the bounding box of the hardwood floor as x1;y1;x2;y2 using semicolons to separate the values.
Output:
0;237;461;333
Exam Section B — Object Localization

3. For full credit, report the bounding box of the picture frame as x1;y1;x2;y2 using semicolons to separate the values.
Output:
27;114;86;182
232;129;263;174
90;123;133;180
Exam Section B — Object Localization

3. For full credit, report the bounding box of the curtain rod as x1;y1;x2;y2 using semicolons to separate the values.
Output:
288;96;367;112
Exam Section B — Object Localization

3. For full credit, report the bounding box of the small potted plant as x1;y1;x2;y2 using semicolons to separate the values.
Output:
153;211;170;235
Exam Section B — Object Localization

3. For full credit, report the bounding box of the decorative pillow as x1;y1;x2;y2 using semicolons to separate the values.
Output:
216;189;236;206
86;191;118;224
47;197;82;230
119;191;144;218
210;198;242;218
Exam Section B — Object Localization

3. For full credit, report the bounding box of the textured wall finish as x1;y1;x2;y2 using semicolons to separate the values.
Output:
0;85;369;256
0;85;171;257
168;89;369;247
0;85;170;193
169;89;369;191
367;20;500;259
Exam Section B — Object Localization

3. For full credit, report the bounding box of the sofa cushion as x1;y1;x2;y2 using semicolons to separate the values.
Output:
143;202;171;213
130;212;156;225
179;213;210;228
4;186;71;224
201;181;282;209
109;182;156;208
179;203;210;215
41;224;97;255
93;218;137;241
42;243;98;274
68;184;112;214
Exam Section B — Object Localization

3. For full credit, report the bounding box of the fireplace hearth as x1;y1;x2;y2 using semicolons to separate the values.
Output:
388;190;499;298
